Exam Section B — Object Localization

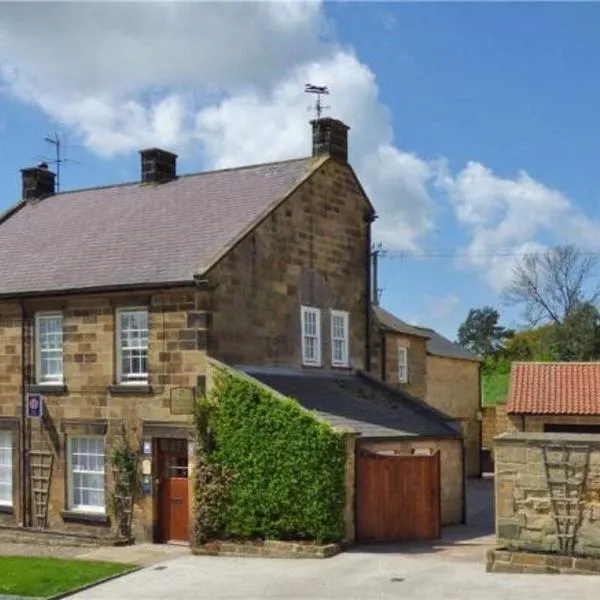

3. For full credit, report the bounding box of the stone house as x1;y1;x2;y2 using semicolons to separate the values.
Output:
372;306;482;477
505;362;600;433
0;117;464;546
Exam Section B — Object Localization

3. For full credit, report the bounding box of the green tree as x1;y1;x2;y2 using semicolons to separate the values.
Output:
457;306;512;357
550;301;600;361
503;244;600;326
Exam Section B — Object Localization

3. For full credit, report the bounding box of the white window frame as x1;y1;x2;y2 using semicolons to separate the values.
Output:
301;306;322;367
0;430;12;507
67;435;106;514
35;312;64;385
116;307;149;384
330;310;349;368
397;346;408;383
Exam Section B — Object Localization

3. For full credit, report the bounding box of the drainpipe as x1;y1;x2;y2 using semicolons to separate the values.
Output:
461;440;467;525
380;331;387;382
364;211;375;373
19;299;27;527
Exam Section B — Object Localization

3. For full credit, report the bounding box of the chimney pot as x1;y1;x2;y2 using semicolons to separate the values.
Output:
20;165;56;201
139;148;178;184
311;117;350;162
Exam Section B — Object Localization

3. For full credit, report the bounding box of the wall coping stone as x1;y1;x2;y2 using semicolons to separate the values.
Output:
487;548;600;575
192;539;343;559
495;432;600;445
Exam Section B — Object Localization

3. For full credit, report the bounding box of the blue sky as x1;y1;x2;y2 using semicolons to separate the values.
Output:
2;2;600;340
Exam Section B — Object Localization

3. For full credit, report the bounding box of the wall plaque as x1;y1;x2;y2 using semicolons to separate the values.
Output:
170;387;195;415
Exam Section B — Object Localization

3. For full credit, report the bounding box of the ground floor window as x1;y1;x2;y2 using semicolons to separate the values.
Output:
0;430;12;506
68;436;105;513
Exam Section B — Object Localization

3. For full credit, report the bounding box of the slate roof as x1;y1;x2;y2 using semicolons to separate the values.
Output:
373;306;430;339
507;362;600;415
416;327;481;362
372;306;480;361
243;367;460;439
0;157;314;296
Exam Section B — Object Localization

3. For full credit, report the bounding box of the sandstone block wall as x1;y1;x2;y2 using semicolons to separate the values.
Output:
372;331;427;401
0;288;208;540
495;432;600;557
208;158;373;372
426;356;481;477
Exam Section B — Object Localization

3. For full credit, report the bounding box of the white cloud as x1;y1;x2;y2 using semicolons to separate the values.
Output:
0;1;435;252
423;293;460;320
439;161;600;291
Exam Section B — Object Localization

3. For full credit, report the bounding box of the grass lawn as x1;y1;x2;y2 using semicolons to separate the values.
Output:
482;370;510;407
0;556;135;598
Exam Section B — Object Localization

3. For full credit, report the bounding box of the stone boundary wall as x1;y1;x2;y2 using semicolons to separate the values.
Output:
495;432;600;558
0;526;128;547
193;540;342;559
487;548;600;574
482;404;511;450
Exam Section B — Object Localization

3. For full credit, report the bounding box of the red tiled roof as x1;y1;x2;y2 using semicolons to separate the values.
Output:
507;362;600;415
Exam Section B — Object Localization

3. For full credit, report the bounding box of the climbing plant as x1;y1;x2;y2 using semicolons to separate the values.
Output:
110;427;140;541
193;368;347;544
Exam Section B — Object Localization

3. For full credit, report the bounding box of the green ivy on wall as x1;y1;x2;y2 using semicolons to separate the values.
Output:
193;368;347;544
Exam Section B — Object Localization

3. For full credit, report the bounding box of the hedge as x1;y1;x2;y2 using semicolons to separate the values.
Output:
197;368;347;543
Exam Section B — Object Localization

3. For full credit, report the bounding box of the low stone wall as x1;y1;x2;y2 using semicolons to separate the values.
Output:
487;548;600;574
193;540;342;559
0;526;128;547
495;432;600;558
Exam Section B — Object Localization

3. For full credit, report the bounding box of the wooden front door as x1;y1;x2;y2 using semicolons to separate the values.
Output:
157;438;189;543
356;449;441;543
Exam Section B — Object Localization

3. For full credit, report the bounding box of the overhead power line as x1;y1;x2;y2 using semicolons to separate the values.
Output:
380;247;600;260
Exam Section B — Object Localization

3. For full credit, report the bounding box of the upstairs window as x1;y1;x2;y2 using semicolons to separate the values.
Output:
331;310;349;367
35;313;63;384
397;346;408;383
301;306;321;366
117;309;149;384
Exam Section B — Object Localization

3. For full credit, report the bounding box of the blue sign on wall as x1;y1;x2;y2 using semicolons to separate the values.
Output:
26;393;43;418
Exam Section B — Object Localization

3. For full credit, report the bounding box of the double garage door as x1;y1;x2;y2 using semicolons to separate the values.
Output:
356;448;441;543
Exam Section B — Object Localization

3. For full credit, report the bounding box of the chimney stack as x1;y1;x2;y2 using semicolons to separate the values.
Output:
311;118;350;162
21;163;56;201
139;148;178;184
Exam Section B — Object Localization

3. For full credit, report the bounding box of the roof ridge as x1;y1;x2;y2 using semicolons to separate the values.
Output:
33;155;312;199
513;361;600;366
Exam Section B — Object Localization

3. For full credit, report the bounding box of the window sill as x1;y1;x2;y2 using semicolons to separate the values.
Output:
0;505;13;515
109;384;152;395
61;510;109;525
27;384;68;395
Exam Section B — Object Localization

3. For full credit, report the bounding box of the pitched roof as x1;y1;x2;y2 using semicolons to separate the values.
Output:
373;306;430;339
372;306;480;361
243;367;460;440
416;327;482;362
507;362;600;415
0;157;314;296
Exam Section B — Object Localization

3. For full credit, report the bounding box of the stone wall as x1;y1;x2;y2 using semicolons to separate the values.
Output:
521;415;600;433
495;432;600;557
482;404;513;449
360;437;464;526
426;356;481;477
0;288;209;540
208;158;373;371
373;330;428;401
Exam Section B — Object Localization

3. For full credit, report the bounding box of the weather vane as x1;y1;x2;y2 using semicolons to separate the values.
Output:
305;83;330;119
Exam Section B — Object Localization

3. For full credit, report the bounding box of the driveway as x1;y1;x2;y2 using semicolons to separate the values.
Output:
70;478;600;600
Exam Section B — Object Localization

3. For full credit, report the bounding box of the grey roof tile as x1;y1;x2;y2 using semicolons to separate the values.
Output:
417;327;482;362
0;158;313;296
373;306;430;339
243;367;460;439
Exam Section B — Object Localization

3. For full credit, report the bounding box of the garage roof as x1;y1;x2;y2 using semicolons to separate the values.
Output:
243;368;460;440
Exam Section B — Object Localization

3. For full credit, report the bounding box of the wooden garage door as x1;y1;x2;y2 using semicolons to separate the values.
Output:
356;449;441;542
